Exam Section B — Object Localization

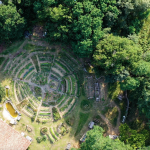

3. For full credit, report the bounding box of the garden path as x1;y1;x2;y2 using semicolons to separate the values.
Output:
99;101;121;136
97;77;121;136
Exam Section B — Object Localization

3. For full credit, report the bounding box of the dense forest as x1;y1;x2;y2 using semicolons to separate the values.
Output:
1;0;150;149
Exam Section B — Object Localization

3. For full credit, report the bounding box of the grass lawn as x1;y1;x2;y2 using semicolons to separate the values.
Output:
74;112;89;136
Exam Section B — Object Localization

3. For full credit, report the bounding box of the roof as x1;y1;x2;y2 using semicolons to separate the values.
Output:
0;119;31;150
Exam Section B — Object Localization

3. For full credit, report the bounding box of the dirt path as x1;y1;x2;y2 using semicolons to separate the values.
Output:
98;101;121;136
97;77;121;136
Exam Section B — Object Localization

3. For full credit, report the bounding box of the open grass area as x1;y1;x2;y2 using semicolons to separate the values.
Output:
74;112;89;136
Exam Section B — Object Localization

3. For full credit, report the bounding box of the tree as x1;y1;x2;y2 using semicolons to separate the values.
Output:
120;76;140;91
119;123;147;149
0;84;5;102
11;0;37;29
93;34;143;75
33;0;119;57
78;126;133;150
0;3;25;43
112;0;150;35
131;61;150;77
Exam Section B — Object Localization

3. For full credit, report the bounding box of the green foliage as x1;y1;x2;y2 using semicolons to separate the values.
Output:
52;107;61;121
0;4;25;43
42;135;47;141
36;135;47;143
132;61;150;77
41;127;48;134
0;84;5;102
93;34;143;75
120;76;140;91
119;123;147;149
80;100;92;111
2;40;24;55
36;137;42;143
31;115;35;122
112;0;150;35
0;57;5;65
108;82;120;100
65;115;75;126
79;126;133;150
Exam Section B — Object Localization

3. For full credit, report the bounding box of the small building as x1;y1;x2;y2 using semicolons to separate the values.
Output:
0;119;31;150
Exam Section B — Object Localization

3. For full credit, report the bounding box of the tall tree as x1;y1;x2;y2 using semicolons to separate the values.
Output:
93;34;143;75
119;123;148;149
77;126;133;150
0;3;25;43
120;76;140;91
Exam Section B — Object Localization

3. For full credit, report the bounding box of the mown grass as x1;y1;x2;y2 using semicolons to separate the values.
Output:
75;112;89;136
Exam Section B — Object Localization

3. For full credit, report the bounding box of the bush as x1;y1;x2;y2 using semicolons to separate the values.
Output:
36;137;42;143
42;120;47;124
52;107;61;121
80;100;92;111
31;116;35;122
42;135;47;141
41;127;48;135
65;116;75;126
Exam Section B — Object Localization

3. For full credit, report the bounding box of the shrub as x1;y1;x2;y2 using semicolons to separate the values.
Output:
65;116;75;126
42;135;47;141
31;116;35;122
36;137;42;143
41;127;48;135
52;107;61;121
42;120;47;124
80;100;92;111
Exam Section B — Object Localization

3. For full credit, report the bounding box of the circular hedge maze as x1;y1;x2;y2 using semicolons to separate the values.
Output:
0;43;81;121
